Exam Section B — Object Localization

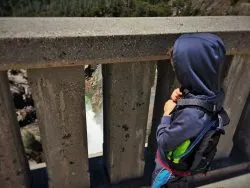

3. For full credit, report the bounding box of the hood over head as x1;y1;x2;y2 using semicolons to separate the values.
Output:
172;33;226;101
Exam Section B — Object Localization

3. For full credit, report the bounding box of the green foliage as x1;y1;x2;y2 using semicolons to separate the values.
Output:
0;0;198;17
172;0;194;16
133;1;171;16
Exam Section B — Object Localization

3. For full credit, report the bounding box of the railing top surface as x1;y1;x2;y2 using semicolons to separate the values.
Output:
0;17;250;70
1;16;250;38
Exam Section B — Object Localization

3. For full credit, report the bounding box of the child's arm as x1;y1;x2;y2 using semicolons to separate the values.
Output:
156;100;206;152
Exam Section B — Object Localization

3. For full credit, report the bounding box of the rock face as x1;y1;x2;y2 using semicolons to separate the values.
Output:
21;125;43;163
191;0;250;15
8;69;36;127
85;65;102;114
8;69;43;163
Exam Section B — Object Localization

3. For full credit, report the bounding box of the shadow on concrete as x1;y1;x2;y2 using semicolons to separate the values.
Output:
30;147;250;188
31;167;49;188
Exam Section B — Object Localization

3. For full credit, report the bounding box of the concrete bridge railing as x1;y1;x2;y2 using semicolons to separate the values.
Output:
0;17;250;187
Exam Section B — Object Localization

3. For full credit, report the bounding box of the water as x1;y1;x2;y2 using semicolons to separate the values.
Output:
85;65;104;156
85;96;103;155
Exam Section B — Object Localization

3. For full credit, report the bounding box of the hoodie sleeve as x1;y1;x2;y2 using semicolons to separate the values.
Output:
156;107;208;152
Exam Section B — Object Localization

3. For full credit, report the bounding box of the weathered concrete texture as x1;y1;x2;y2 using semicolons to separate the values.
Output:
102;62;155;183
198;173;250;188
0;71;30;188
192;159;250;186
233;94;250;159
0;17;250;70
1;17;250;38
216;55;250;159
28;67;89;188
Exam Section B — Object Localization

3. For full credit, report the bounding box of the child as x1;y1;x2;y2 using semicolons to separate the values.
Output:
152;33;230;187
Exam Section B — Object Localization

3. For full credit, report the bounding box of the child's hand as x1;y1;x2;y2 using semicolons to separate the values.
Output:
171;88;183;102
164;100;176;116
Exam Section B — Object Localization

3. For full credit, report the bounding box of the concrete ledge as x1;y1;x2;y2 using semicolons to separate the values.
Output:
198;173;250;188
30;155;250;188
192;161;250;186
1;17;250;38
0;17;250;70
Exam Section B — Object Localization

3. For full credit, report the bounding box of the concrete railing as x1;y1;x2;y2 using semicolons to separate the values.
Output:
0;17;250;188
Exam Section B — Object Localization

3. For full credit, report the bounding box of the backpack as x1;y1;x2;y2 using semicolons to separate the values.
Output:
165;98;230;176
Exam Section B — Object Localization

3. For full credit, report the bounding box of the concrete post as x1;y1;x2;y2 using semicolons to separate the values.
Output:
0;71;30;188
216;55;250;159
102;62;155;183
233;93;250;159
29;67;89;188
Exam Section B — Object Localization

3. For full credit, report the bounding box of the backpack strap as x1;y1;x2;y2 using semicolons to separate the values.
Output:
177;98;219;113
166;98;229;175
177;98;229;133
170;98;223;160
173;120;214;159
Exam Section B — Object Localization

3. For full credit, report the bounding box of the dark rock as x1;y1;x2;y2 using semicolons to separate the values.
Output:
8;69;36;126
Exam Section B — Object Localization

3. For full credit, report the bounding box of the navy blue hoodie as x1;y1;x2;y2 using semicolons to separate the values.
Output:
156;33;227;170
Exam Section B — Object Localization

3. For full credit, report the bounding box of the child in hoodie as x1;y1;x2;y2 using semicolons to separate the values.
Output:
152;33;229;188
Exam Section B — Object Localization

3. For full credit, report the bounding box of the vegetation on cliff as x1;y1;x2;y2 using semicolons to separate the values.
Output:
0;0;197;17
